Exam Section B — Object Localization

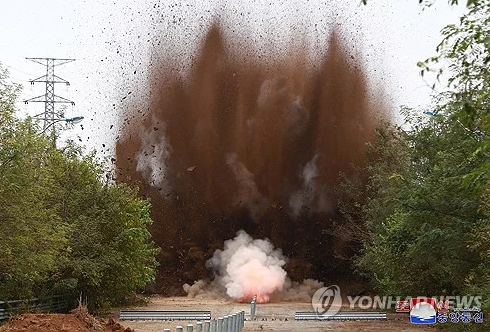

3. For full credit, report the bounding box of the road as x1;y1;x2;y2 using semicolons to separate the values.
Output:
117;297;433;332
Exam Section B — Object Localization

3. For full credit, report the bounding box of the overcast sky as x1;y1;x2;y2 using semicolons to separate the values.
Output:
0;0;467;157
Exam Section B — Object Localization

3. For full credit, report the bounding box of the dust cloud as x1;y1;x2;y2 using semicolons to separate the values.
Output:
115;22;387;294
184;230;324;303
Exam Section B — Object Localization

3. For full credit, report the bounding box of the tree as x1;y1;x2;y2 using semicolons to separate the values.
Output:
419;5;490;314
0;65;68;299
349;1;490;327
355;109;485;295
0;63;159;311
420;0;490;188
48;149;159;310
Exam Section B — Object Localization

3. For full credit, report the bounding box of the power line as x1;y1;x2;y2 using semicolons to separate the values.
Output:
4;63;37;77
9;77;32;83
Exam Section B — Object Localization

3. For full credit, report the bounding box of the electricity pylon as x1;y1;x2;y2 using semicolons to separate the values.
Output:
24;58;75;145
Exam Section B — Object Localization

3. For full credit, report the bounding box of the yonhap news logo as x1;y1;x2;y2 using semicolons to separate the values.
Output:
311;285;342;317
311;285;483;324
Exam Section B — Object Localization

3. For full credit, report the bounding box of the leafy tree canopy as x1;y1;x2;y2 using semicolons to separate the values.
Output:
345;2;490;328
0;64;159;311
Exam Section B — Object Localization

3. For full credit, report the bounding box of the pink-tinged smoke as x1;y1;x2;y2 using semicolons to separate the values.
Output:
206;230;287;303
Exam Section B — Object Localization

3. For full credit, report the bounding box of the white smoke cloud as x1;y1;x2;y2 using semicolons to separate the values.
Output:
184;230;324;303
256;79;276;107
279;278;325;302
286;96;309;135
225;153;267;220
136;119;171;191
182;280;226;299
206;230;287;303
288;153;333;216
289;154;319;216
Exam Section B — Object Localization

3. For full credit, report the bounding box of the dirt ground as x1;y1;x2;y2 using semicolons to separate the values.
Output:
0;306;133;332
117;296;436;332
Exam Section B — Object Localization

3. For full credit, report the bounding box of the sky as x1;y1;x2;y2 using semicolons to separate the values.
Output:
0;0;467;158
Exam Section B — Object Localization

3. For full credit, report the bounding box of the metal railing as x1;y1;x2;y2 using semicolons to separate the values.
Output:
119;310;211;321
0;309;7;322
250;295;257;320
121;310;245;332
295;311;387;321
174;311;244;332
0;295;75;322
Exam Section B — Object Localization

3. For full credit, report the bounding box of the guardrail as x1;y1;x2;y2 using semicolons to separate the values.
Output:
121;310;245;332
119;310;211;321
0;295;74;322
0;309;7;321
295;311;387;321
178;311;244;332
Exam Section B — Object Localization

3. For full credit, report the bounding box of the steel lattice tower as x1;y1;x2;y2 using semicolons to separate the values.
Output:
24;58;75;135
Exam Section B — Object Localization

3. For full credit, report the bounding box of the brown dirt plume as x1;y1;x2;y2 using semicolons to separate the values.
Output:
115;23;387;294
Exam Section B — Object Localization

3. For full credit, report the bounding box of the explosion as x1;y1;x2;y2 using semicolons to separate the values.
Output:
207;230;287;303
184;230;325;303
116;22;386;293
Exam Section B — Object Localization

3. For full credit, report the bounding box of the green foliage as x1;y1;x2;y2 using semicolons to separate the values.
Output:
422;0;490;117
0;63;159;310
356;110;485;295
349;2;490;327
44;147;159;310
0;65;67;299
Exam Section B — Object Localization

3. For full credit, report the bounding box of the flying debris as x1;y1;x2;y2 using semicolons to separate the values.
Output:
115;22;387;292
